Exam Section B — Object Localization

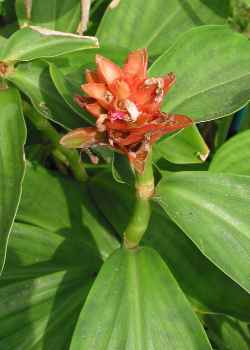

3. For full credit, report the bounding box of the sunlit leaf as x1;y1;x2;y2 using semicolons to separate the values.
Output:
149;26;250;122
156;171;250;293
0;87;26;273
210;129;250;175
0;222;100;349
16;162;119;260
89;171;250;321
16;0;81;32
0;27;98;63
97;0;230;56
7;60;85;129
154;125;209;165
70;247;212;350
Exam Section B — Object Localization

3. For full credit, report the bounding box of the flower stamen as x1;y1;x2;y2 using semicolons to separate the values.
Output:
104;91;113;103
96;114;107;132
124;99;140;121
145;77;164;103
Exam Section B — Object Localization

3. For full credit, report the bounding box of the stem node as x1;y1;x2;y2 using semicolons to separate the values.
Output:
123;151;154;248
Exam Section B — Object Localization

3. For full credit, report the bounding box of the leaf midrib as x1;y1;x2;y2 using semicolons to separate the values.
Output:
143;5;181;49
165;71;250;112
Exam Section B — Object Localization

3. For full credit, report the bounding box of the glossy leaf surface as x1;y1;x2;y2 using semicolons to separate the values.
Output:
204;315;250;350
154;125;209;164
16;0;81;32
156;171;250;292
0;222;100;349
89;172;250;321
97;0;230;56
7;61;85;129
71;247;212;350
16;163;119;260
210;129;250;175
0;87;26;273
49;62;94;124
149;26;250;122
0;27;98;63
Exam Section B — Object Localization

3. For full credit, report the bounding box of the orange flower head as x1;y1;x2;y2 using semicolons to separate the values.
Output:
60;49;192;173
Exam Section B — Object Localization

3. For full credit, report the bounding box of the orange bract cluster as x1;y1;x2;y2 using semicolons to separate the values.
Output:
60;49;192;173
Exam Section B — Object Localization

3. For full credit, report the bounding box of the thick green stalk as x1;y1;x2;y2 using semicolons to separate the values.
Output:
124;151;154;248
23;102;88;182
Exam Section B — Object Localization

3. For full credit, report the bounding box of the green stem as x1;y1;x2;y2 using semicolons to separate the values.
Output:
124;151;154;249
23;101;88;182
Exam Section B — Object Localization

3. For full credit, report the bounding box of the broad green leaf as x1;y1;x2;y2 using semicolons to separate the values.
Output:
0;87;26;273
149;26;250;122
154;125;209;164
156;172;250;292
210;129;250;175
16;0;81;32
49;63;94;124
0;222;98;349
97;0;230;56
7;60;85;129
0;273;92;349
16;162;119;259
204;315;250;350
0;27;98;63
1;222;100;282
71;247;212;350
0;34;7;47
47;47;128;73
89;171;250;321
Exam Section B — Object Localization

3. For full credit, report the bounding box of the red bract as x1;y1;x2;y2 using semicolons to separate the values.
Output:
60;49;192;173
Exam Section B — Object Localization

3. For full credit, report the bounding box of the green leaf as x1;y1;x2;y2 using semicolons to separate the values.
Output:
149;26;250;122
210;130;250;175
16;0;81;32
89;171;250;321
0;27;98;63
156;171;250;293
214;115;233;149
71;247;212;350
204;315;250;350
0;34;7;47
0;22;19;39
0;272;92;349
97;0;230;56
239;105;250;131
1;222;101;281
7;60;86;129
49;63;94;125
154;125;209;165
241;0;250;7
0;87;26;273
16;162;119;260
47;46;128;72
111;152;134;184
0;222;99;349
